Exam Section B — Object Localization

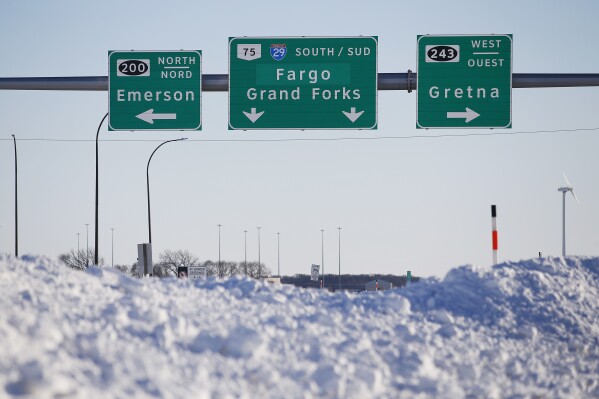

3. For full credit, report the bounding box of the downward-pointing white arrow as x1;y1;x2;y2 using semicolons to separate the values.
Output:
447;107;480;123
136;109;177;124
342;107;364;123
243;108;264;123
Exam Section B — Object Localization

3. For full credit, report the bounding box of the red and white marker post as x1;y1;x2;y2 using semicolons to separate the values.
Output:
491;205;498;265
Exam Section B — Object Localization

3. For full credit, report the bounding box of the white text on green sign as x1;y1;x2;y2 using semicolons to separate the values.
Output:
108;50;202;131
229;37;377;130
417;35;512;129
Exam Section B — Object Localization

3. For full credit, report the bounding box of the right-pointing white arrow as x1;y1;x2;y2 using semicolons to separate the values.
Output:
243;108;264;123
447;107;480;123
342;107;364;123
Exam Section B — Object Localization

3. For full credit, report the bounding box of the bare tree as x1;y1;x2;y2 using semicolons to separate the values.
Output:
156;249;200;277
205;259;238;278
114;263;138;276
59;249;104;270
238;261;270;279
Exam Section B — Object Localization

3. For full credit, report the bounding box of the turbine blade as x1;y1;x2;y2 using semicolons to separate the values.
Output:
563;173;572;188
571;190;581;205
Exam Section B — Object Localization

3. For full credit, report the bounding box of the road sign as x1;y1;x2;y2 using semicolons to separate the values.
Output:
229;37;377;130
108;50;202;131
178;266;188;278
311;264;320;281
189;266;207;279
417;35;512;129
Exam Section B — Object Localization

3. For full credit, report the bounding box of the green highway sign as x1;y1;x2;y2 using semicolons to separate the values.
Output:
417;35;512;129
229;37;377;130
108;50;202;131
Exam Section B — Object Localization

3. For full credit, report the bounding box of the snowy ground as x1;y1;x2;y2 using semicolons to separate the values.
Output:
1;255;598;398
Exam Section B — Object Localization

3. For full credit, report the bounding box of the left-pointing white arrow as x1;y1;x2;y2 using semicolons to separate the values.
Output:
136;109;177;124
342;107;364;123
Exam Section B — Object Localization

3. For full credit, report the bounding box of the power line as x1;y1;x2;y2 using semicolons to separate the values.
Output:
1;127;598;143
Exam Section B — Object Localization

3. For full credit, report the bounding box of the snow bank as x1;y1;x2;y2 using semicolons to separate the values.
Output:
0;254;598;398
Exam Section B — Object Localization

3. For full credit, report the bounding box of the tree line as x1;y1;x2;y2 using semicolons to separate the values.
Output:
58;249;417;290
59;248;271;278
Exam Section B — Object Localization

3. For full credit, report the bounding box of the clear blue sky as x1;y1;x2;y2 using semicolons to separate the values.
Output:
1;0;598;278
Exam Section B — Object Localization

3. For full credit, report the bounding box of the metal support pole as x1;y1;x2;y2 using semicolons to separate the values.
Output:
147;138;187;243
277;232;280;277
85;223;89;267
77;232;80;266
95;112;108;266
218;224;222;268
257;227;261;278
3;73;599;91
338;227;341;291
321;229;324;289
11;135;18;257
562;191;567;257
111;227;115;268
244;230;247;275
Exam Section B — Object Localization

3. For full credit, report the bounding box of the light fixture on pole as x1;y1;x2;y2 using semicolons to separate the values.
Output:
146;138;187;244
257;227;261;278
218;224;222;268
338;227;341;291
558;173;580;257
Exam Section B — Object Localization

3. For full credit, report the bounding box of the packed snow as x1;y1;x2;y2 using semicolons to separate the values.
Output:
1;254;598;398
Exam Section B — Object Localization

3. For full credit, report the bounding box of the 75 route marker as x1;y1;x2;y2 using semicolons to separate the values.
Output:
229;37;378;130
108;50;202;131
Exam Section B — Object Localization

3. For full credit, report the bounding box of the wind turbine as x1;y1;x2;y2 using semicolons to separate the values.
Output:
557;173;580;257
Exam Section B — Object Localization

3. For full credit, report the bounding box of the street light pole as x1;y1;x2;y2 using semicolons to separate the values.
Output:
277;232;280;277
111;227;115;268
77;232;80;267
321;229;324;289
244;230;247;274
146;138;187;243
257;227;261;278
85;223;89;267
94;113;108;266
12;134;18;257
218;224;222;268
338;227;341;291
